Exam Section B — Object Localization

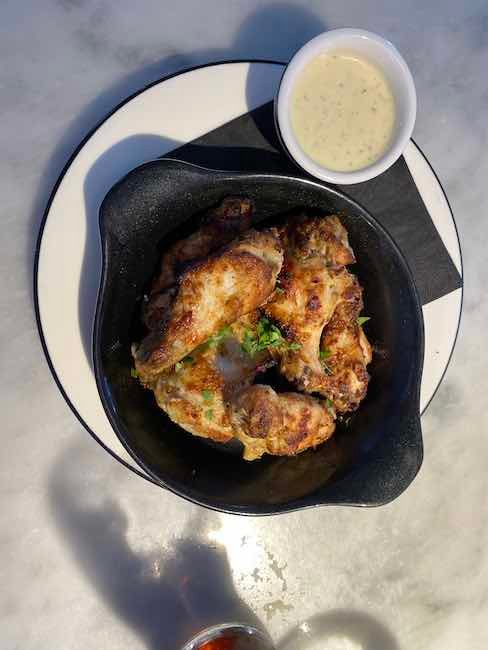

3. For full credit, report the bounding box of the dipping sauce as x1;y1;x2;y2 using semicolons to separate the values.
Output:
290;50;395;171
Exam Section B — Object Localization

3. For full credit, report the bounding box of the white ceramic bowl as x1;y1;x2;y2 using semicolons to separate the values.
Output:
276;28;417;184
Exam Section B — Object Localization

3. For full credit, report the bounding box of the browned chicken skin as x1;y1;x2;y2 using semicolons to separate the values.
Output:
150;197;253;296
151;312;268;445
232;385;336;460
143;197;253;331
319;287;373;412
264;215;369;402
134;228;283;381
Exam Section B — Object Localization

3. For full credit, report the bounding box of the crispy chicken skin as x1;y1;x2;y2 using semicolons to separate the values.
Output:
143;197;253;331
319;288;372;412
152;312;270;444
282;214;355;268
134;228;283;381
150;197;253;295
264;215;361;395
232;385;336;461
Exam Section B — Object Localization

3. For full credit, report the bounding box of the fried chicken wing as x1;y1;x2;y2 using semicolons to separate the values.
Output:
147;312;336;461
150;197;253;295
263;216;357;393
134;229;283;381
152;312;270;444
319;289;372;412
232;385;336;461
263;214;371;410
143;197;253;330
283;214;355;267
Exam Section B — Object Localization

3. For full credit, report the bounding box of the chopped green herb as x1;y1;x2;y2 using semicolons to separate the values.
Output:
287;342;302;351
319;347;331;360
275;286;285;294
320;347;332;373
201;389;213;402
256;318;282;347
241;329;259;356
357;316;371;326
201;325;233;350
241;317;301;356
205;409;214;420
130;368;138;379
325;398;334;412
175;355;194;372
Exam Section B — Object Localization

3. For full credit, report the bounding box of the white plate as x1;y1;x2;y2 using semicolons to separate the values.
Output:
34;61;463;480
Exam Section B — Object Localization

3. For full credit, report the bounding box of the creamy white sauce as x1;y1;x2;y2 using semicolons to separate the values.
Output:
290;50;396;172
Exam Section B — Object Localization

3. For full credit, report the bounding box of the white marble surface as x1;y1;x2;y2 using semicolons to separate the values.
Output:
1;1;486;649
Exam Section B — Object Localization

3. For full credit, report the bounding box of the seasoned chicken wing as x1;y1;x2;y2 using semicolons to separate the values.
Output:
149;311;337;460
232;385;336;461
263;216;358;393
282;214;355;268
263;214;371;410
144;197;253;330
134;228;283;381
150;197;253;295
319;286;372;413
152;312;271;444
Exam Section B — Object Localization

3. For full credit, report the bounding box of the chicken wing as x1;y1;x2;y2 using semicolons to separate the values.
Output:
143;197;253;330
319;287;372;413
134;228;283;381
282;214;355;267
150;196;253;295
263;215;357;393
232;385;336;461
152;312;271;444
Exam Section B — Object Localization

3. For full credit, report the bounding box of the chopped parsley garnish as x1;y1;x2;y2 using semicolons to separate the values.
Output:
242;329;259;356
201;389;213;402
320;347;332;373
130;368;138;379
275;286;285;294
357;316;371;326
319;347;331;360
205;409;214;420
175;356;194;372
287;342;302;351
241;318;301;357
325;398;334;413
200;325;233;351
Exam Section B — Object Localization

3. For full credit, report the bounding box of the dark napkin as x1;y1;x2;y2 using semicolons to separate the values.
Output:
166;101;461;305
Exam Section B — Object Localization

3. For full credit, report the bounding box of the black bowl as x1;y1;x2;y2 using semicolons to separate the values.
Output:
94;159;424;514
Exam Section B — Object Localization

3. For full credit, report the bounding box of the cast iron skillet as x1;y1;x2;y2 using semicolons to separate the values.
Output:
93;158;424;515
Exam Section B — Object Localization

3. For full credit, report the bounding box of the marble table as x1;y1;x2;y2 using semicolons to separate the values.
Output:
1;2;486;649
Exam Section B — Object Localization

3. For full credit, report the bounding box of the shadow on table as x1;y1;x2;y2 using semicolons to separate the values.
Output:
29;1;326;303
48;442;264;650
277;609;401;650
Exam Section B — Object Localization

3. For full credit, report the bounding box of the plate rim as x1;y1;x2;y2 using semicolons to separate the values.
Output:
33;59;463;490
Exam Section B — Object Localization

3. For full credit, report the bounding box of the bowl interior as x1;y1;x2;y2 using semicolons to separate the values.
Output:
94;159;424;513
